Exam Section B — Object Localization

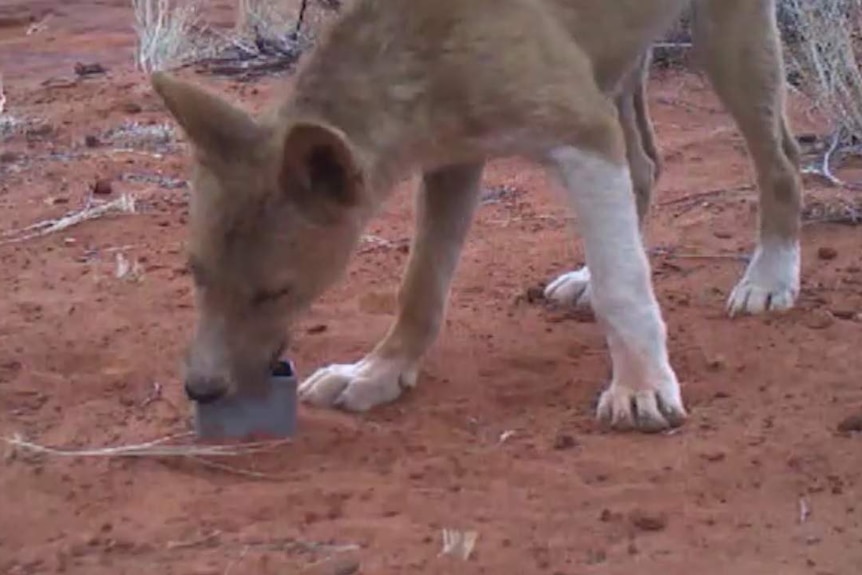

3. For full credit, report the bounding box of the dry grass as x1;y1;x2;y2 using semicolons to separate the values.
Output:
782;0;862;139
237;0;300;39
4;432;289;458
0;73;22;140
132;0;203;72
780;0;862;186
4;432;294;480
657;2;862;184
0;193;137;245
130;0;318;79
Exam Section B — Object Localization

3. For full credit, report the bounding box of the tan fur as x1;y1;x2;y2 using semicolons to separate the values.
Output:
152;0;802;431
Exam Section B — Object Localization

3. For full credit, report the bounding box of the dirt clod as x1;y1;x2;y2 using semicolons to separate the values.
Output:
804;309;835;330
304;556;360;575
831;309;857;321
837;413;862;433
701;451;726;462
91;178;113;195
629;510;668;532
552;433;577;450
525;285;545;304
818;246;838;260
74;62;107;76
0;150;21;163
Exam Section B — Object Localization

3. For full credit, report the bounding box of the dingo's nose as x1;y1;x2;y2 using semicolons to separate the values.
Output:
184;376;228;404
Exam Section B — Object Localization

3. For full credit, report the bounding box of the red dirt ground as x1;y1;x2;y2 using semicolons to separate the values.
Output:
1;2;861;574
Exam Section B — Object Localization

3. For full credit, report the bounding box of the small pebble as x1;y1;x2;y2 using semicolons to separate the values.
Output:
74;62;107;76
701;451;726;462
831;309;857;321
84;134;100;148
804;309;834;330
629;509;668;532
706;355;726;372
525;285;545;304
0;151;21;163
92;179;113;195
837;413;862;433
818;246;838;260
599;509;619;522
552;433;577;450
26;123;53;137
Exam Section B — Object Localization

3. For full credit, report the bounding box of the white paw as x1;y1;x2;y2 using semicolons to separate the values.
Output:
727;240;800;316
596;376;687;433
544;267;593;308
298;356;418;412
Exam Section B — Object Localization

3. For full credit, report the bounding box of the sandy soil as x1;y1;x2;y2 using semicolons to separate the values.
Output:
1;1;861;574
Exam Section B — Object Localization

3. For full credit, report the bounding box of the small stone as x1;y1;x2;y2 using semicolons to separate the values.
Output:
586;549;607;564
122;102;143;114
92;179;113;195
26;123;53;138
74;62;107;76
629;509;668;532
701;451;726;462
307;324;328;335
0;150;21;163
599;509;618;522
84;134;100;148
804;309;835;330
837;412;862;433
325;558;360;575
714;230;733;239
831;309;856;321
525;285;545;304
706;355;726;372
817;246;838;260
552;433;577;450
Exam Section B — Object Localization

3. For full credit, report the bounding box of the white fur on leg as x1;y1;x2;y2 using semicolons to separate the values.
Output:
544;266;592;308
727;237;800;316
548;146;686;432
298;355;419;412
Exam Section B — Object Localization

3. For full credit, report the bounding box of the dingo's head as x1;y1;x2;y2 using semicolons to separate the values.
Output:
152;73;366;403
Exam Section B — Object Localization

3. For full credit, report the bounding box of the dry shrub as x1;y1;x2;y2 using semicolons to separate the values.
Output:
781;0;862;140
659;1;862;143
132;0;203;72
237;0;298;39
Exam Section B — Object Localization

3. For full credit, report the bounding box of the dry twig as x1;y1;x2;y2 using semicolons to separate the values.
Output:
3;432;289;458
1;193;137;245
440;529;478;561
799;497;811;523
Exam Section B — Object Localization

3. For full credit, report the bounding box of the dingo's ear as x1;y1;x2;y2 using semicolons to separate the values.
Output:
280;121;365;224
151;72;260;158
